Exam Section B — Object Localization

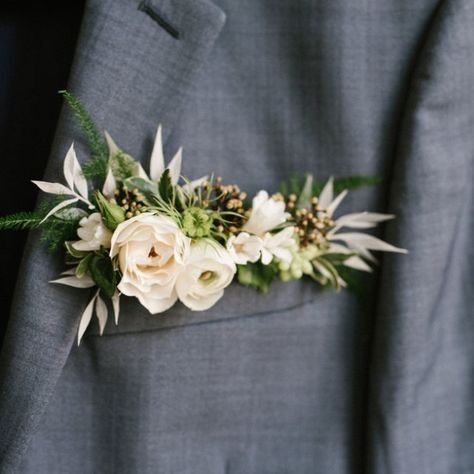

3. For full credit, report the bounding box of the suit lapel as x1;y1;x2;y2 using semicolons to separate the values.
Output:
0;0;225;470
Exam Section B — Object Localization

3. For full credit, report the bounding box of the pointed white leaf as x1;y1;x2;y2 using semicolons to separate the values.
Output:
63;144;76;190
50;274;96;288
182;175;208;193
78;291;99;345
102;167;116;197
343;255;373;272
95;295;108;336
104;130;121;158
32;180;74;196
61;267;77;276
331;232;408;254
150;124;165;181
318;176;334;209
333;212;395;230
167;147;182;184
327;189;348;216
40;197;79;223
135;162;149;179
112;291;121;325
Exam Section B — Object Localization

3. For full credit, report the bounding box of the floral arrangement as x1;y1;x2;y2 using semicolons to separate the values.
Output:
0;92;406;344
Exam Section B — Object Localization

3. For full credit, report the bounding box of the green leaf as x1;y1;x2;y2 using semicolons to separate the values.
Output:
237;261;278;293
88;253;118;298
111;151;137;182
76;253;93;278
320;252;356;265
124;177;159;201
158;169;175;203
65;241;87;259
313;175;382;195
0;212;42;230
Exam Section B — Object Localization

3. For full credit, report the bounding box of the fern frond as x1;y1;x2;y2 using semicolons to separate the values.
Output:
0;212;42;230
314;175;382;195
59;90;108;180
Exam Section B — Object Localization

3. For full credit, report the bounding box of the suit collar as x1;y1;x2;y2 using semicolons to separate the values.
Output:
0;0;225;469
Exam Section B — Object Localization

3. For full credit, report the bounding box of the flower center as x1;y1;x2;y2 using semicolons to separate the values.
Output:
148;246;159;258
199;271;214;282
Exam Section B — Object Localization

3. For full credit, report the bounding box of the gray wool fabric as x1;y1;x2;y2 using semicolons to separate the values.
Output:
0;0;473;472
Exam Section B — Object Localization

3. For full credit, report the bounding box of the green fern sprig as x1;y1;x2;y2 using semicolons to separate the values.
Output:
59;90;108;180
0;212;42;230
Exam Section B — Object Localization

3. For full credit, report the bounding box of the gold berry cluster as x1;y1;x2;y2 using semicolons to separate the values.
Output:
286;193;334;247
113;186;146;219
207;177;248;234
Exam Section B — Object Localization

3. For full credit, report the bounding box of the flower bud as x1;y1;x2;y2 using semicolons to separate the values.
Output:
94;191;126;230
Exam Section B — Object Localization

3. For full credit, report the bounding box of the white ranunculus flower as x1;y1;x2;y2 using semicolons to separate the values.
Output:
110;213;190;314
73;212;112;251
226;232;263;265
176;239;236;311
243;190;290;235
261;226;296;265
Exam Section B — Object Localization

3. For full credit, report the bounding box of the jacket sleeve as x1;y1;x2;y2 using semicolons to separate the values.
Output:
369;0;474;472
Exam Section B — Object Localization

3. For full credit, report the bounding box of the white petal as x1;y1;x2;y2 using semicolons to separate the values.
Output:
112;291;121;325
326;189;348;216
102;167;116;197
50;274;96;288
78;291;99;345
149;124;165;181
95;295;108;335
40;197;79;223
318;177;334;209
167;147;182;184
32;180;74;196
332;232;408;254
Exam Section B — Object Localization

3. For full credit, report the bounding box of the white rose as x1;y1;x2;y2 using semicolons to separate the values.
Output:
261;226;295;265
243;190;290;235
176;239;236;311
73;212;112;251
226;232;263;265
110;213;190;314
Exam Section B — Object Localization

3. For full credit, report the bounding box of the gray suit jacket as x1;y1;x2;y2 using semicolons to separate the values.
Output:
0;0;473;472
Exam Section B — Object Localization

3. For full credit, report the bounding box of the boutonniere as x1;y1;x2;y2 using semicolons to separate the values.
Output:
0;91;407;344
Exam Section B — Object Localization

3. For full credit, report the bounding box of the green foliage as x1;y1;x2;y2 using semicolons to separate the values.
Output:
237;261;279;293
280;175;381;199
94;191;125;230
158;169;174;203
182;207;213;238
59;90;108;180
0;212;42;230
314;175;382;195
111;152;137;182
88;252;118;298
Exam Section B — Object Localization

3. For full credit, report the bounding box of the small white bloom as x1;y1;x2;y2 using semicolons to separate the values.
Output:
226;232;263;265
260;226;296;265
73;213;112;251
110;213;191;314
176;240;236;311
243;190;290;235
